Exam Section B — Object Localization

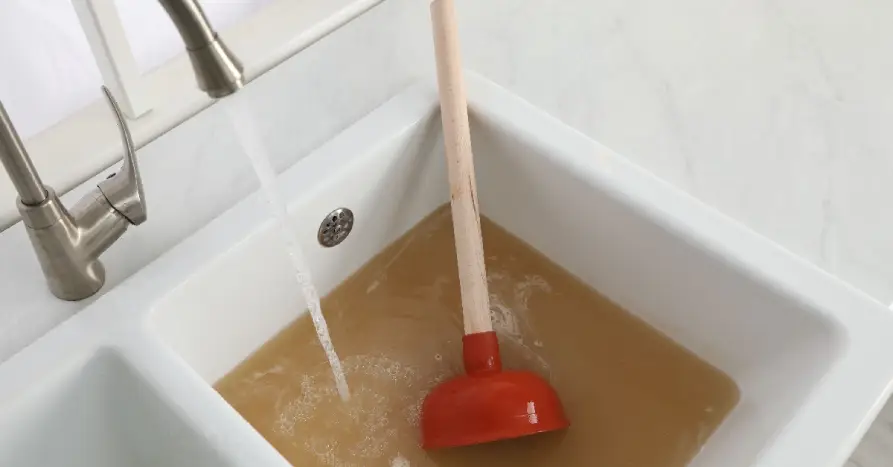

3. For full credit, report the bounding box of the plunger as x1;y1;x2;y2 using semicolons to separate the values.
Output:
420;0;570;450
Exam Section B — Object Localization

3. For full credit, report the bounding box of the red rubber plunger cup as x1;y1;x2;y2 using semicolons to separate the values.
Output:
421;331;569;449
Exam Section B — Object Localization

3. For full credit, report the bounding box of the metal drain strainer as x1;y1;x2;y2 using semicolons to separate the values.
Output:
318;207;354;247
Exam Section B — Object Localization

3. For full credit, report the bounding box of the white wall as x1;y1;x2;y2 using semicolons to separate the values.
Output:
0;0;270;139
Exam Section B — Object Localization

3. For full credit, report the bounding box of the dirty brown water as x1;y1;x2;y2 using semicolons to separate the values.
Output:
215;204;740;466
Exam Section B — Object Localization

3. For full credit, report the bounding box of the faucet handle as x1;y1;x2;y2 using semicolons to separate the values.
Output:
97;86;146;225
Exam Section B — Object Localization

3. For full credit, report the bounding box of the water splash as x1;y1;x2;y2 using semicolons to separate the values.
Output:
223;97;350;401
391;454;411;467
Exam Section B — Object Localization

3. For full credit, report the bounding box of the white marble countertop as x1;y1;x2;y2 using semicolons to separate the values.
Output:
2;0;893;465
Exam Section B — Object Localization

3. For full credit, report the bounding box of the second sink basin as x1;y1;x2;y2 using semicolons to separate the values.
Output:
0;349;229;467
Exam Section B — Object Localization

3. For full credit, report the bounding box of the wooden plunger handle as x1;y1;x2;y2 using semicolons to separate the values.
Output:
431;0;492;335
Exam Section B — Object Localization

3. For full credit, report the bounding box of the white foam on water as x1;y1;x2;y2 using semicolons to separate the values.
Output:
488;270;552;374
223;97;350;401
392;454;411;467
515;274;552;309
487;271;552;344
268;354;433;465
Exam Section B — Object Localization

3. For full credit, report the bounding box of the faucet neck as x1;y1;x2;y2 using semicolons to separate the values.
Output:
157;0;216;50
0;101;47;205
157;0;244;98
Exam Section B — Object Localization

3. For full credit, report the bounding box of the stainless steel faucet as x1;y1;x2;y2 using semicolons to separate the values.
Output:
0;89;145;301
0;0;243;300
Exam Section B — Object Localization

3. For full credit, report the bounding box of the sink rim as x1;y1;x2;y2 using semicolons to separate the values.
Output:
465;76;893;467
0;73;890;467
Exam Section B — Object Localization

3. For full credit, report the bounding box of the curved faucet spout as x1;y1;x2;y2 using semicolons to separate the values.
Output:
157;0;244;98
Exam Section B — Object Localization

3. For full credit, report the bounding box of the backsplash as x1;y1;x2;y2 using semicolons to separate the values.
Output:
453;0;893;303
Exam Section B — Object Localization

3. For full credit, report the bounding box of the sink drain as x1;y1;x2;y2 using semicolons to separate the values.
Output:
318;208;354;247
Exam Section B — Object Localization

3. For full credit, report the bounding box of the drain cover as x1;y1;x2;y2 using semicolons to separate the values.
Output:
318;208;354;247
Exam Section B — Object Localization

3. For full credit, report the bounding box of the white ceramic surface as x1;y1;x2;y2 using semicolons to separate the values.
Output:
5;0;893;307
0;75;890;467
5;0;893;353
0;349;233;467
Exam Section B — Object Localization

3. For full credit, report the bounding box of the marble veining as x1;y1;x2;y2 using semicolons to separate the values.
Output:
465;0;893;305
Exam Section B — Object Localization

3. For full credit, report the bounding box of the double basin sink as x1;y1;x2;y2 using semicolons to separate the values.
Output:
0;74;892;467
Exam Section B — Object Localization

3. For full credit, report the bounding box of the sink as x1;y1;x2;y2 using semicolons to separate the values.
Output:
0;349;230;467
0;74;892;467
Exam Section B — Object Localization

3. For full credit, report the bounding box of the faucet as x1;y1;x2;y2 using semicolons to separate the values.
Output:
0;0;242;300
158;0;244;97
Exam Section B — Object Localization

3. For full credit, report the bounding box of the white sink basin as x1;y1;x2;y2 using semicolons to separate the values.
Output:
0;74;892;467
0;349;231;467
